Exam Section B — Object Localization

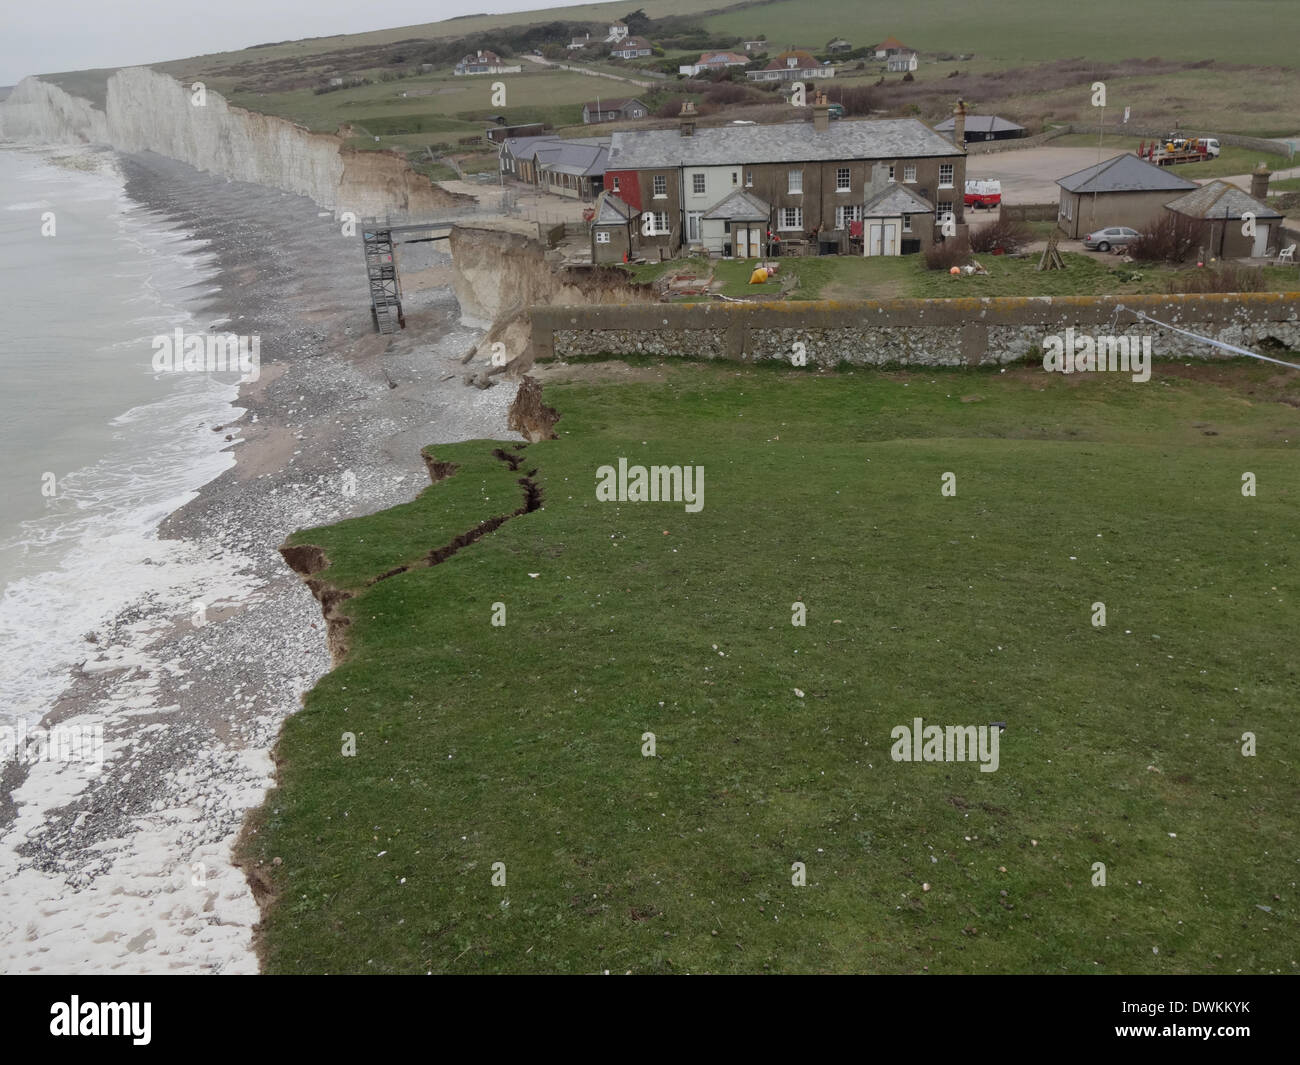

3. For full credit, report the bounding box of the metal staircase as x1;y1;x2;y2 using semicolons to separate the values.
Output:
362;227;404;334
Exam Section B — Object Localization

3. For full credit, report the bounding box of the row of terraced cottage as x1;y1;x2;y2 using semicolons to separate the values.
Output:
585;97;972;263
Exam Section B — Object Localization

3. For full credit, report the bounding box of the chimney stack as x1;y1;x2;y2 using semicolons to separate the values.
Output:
1251;162;1272;201
951;99;967;148
812;89;830;132
679;99;696;137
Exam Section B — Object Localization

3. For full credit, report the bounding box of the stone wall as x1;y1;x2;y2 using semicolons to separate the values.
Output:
532;293;1300;368
999;203;1059;221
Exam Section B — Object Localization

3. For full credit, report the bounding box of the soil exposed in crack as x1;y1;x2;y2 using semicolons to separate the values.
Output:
279;444;542;664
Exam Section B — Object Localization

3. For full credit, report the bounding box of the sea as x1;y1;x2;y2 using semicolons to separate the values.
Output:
0;144;246;725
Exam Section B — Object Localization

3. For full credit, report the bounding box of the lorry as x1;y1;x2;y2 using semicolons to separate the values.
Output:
1140;134;1221;165
964;179;1002;209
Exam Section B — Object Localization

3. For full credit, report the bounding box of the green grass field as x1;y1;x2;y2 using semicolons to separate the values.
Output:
243;359;1300;974
224;67;605;135
623;254;1300;302
704;0;1300;69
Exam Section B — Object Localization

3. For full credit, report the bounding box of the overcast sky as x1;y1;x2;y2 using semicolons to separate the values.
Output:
1;0;595;86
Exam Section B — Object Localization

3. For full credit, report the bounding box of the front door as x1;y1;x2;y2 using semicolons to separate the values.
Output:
867;222;899;256
687;211;703;244
1253;223;1270;257
735;225;752;257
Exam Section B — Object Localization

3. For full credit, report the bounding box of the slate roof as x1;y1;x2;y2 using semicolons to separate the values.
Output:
503;136;609;176
593;192;637;225
863;183;935;216
702;189;771;221
1164;179;1282;219
608;118;962;169
583;98;642;112
934;114;1024;134
501;135;563;161
1057;153;1197;194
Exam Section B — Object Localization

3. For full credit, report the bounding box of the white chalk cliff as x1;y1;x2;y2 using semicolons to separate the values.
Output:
0;67;467;218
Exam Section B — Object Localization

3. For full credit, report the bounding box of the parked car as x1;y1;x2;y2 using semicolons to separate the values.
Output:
1083;226;1140;252
827;103;845;119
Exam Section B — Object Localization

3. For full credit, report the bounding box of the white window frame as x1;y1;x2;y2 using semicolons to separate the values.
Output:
745;170;753;187
653;210;669;234
653;174;667;198
611;176;620;192
595;230;611;243
939;163;954;188
902;214;912;233
788;169;803;194
835;204;862;229
779;206;803;231
937;200;953;219
692;172;707;195
904;164;916;183
836;167;851;192
887;164;896;182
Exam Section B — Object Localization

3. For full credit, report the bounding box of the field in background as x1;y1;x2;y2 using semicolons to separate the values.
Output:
243;360;1300;974
703;0;1300;69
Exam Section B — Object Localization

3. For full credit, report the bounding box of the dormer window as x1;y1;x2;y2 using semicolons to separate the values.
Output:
787;57;797;67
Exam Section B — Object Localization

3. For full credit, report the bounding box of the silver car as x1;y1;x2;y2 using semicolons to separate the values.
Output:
1083;226;1140;252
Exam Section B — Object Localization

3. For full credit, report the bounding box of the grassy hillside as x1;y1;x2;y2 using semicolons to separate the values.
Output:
703;0;1300;69
243;360;1300;974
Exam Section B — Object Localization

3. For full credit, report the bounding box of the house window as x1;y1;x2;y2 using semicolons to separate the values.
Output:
902;214;912;233
653;211;669;234
788;169;803;194
779;206;803;230
904;164;916;183
937;200;953;219
939;164;954;188
692;173;706;195
835;204;862;228
745;171;753;187
653;174;667;197
596;230;611;243
887;165;895;182
612;176;620;192
836;167;851;192
732;171;739;185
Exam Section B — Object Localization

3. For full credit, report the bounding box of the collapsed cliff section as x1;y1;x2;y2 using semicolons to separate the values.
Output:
0;67;473;219
449;223;656;375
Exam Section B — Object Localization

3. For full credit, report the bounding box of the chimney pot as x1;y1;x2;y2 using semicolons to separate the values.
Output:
1251;162;1272;201
950;99;967;148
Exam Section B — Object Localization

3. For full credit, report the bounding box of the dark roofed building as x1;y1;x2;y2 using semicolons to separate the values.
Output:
582;97;648;124
699;189;772;257
1164;179;1283;258
500;135;608;200
934;114;1025;142
1056;153;1197;238
605;111;968;258
591;191;638;262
